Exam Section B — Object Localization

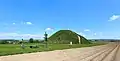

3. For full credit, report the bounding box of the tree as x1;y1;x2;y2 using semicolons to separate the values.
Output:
34;40;39;43
0;40;8;44
29;38;34;43
95;40;98;41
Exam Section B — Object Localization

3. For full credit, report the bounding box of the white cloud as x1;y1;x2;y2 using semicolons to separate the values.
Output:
108;15;120;21
12;23;16;25
78;32;86;37
0;33;43;39
67;28;70;30
45;28;54;31
0;33;18;36
84;29;90;32
21;21;33;25
26;22;32;25
94;33;97;36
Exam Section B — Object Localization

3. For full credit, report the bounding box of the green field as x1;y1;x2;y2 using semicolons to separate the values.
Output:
0;42;106;56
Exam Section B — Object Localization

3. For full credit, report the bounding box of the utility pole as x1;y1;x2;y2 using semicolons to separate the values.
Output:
44;32;48;48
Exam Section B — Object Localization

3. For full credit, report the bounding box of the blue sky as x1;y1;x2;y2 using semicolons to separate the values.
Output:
0;0;120;39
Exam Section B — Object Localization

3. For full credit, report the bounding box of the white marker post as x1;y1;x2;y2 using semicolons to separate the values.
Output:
70;41;72;45
70;41;72;48
77;36;81;44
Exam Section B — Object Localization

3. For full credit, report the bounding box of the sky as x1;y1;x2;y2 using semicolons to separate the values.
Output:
0;0;120;39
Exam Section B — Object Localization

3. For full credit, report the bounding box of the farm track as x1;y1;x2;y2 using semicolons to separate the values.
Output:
81;46;114;61
0;42;120;61
89;44;118;61
78;43;119;61
63;43;114;61
113;42;120;61
63;43;117;61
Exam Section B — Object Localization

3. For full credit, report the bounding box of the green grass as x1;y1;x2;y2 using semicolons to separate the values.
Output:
0;42;106;56
48;30;90;44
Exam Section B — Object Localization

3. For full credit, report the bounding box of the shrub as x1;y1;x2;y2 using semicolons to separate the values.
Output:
29;38;34;43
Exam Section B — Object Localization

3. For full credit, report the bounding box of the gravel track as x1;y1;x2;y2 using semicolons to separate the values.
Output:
0;42;120;61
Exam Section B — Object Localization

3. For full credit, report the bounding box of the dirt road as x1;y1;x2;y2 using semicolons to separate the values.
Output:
0;42;120;61
113;42;120;61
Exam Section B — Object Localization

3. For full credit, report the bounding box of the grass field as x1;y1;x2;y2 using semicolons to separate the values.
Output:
0;42;106;56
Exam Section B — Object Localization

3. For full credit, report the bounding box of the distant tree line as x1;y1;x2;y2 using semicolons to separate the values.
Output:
0;38;44;44
0;39;19;44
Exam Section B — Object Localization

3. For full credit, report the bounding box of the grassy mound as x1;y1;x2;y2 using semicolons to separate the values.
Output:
48;30;91;44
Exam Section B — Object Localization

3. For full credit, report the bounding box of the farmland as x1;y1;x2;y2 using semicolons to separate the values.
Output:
0;42;105;56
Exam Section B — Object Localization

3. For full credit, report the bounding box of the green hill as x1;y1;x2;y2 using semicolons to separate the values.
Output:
48;30;91;44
